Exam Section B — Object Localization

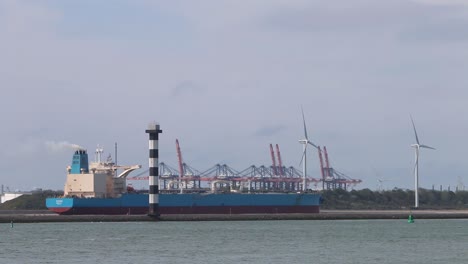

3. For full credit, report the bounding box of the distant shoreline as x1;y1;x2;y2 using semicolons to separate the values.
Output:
2;209;468;223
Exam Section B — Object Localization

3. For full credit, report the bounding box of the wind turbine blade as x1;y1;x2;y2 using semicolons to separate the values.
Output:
301;106;308;139
307;141;319;149
420;144;435;150
413;150;419;173
414;150;419;174
410;115;420;145
299;144;308;166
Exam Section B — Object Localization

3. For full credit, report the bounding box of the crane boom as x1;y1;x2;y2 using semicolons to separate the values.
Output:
270;144;277;176
324;146;330;177
318;146;325;180
318;146;325;190
176;139;184;193
275;144;283;176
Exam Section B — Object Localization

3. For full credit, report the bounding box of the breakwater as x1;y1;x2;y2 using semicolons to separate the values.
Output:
2;209;468;223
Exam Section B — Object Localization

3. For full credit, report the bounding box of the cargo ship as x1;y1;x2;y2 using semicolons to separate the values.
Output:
46;148;321;215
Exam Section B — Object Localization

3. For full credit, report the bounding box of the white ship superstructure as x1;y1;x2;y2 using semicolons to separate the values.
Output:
63;146;140;198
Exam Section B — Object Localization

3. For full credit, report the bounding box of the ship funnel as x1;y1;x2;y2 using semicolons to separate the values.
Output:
70;149;89;174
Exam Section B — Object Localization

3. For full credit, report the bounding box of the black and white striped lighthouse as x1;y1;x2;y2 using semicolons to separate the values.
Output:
145;123;162;217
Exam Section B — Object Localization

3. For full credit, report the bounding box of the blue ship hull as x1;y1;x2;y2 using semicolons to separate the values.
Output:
46;193;321;215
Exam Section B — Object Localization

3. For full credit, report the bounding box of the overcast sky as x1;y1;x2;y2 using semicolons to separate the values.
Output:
1;0;468;192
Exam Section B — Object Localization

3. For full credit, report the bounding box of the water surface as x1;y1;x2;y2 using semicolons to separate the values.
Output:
1;219;467;263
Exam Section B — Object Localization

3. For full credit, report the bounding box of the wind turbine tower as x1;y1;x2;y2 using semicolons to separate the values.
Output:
299;107;319;192
410;116;435;208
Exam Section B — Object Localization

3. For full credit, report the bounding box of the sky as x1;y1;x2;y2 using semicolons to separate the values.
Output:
1;0;468;192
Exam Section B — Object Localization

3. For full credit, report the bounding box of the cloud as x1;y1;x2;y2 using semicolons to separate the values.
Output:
0;1;61;36
171;81;205;97
254;125;287;137
399;19;468;43
411;0;468;6
1;0;468;191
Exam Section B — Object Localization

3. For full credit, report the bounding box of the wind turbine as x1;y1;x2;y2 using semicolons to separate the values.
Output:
299;107;319;192
377;178;391;192
372;167;391;192
410;116;435;208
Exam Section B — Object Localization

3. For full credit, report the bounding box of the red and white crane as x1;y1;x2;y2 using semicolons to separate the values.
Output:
269;144;277;176
323;146;330;179
275;144;284;177
317;146;325;189
176;139;184;193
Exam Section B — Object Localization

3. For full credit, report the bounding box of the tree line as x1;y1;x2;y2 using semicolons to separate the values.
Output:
0;190;63;210
321;188;468;209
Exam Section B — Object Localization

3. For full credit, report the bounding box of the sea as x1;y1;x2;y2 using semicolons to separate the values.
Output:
1;219;467;263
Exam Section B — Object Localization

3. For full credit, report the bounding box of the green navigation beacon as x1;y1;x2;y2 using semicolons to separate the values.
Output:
407;214;414;223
